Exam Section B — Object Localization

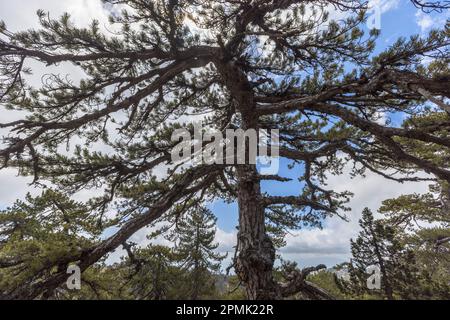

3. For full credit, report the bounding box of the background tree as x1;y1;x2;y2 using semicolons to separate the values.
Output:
0;0;449;299
118;243;183;300
377;111;450;297
170;206;226;300
0;190;103;299
339;208;416;299
337;208;449;300
379;186;450;292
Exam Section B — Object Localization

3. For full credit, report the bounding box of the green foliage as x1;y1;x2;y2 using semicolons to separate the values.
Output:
73;206;229;300
0;190;100;298
117;244;185;300
337;208;450;300
307;270;349;300
217;275;246;300
169;206;227;300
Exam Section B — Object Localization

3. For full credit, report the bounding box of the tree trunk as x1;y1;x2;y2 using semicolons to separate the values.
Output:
234;111;279;299
215;59;279;300
235;164;279;300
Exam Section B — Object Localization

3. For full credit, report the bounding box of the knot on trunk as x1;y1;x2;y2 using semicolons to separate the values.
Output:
236;234;277;281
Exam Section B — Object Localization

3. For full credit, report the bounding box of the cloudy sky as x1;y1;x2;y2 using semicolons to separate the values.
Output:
0;0;448;269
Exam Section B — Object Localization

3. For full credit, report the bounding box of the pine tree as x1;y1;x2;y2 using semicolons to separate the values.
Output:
377;112;450;298
339;208;423;300
0;190;102;299
0;1;449;299
119;243;183;300
170;207;226;300
379;187;450;298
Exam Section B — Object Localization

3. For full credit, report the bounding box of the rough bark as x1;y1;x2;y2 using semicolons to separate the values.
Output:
235;165;279;300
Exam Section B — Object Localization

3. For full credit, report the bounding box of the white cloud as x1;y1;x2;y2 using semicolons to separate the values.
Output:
215;228;237;253
0;0;111;31
380;0;400;13
415;11;434;32
415;10;450;33
0;169;39;208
